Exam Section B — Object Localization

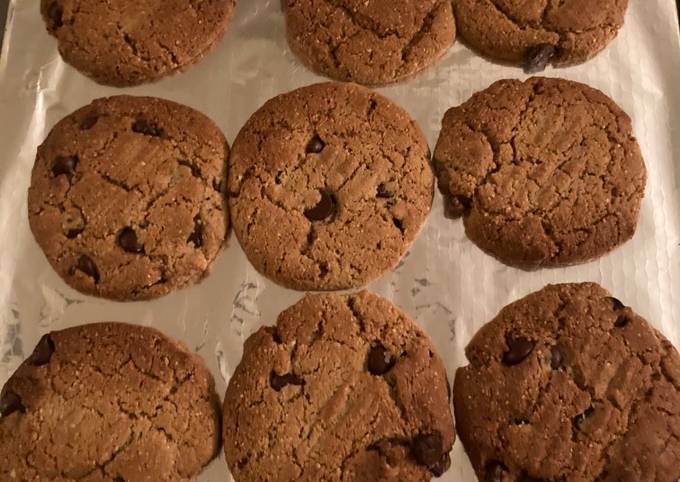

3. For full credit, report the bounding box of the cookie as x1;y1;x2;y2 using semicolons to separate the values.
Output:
229;82;433;290
454;0;628;71
0;322;221;481
433;77;646;269
453;283;680;481
40;0;236;86
223;290;455;481
284;0;456;85
28;96;229;301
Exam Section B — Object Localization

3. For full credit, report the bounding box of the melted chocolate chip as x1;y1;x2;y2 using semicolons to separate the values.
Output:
80;113;99;130
377;183;393;198
412;433;446;469
304;191;336;222
305;134;325;154
367;343;395;376
52;155;78;179
31;334;55;366
270;372;305;391
573;406;595;431
187;216;203;248
502;336;534;366
524;43;557;73
132;118;165;138
392;217;405;233
74;255;100;283
0;391;25;418
118;227;144;253
606;296;625;311
550;347;563;369
47;2;63;28
614;315;630;328
485;460;507;482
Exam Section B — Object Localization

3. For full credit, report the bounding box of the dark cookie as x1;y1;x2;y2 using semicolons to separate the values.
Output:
285;0;456;84
0;323;221;481
454;0;629;70
40;0;236;86
28;96;229;301
454;283;680;481
228;82;433;291
433;77;646;269
223;290;455;481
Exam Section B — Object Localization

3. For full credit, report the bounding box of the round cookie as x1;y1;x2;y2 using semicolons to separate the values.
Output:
433;77;646;269
223;290;455;481
40;0;236;86
28;96;228;301
229;82;433;290
453;283;680;481
0;322;221;481
454;0;628;72
284;0;456;85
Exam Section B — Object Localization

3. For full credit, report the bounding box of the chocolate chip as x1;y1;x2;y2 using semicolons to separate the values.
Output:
502;336;534;366
573;406;595;431
74;255;100;283
485;460;507;482
187;216;203;248
132;118;165;138
392;217;405;233
550;347;563;369
367;343;395;376
66;227;84;239
305;134;325;154
606;296;625;311
270;372;304;391
453;195;472;210
304;191;336;222
377;183;393;198
0;391;25;418
31;334;55;366
118;227;144;253
524;43;556;73
614;315;630;328
412;432;444;468
47;2;63;28
52;155;78;179
80;113;99;130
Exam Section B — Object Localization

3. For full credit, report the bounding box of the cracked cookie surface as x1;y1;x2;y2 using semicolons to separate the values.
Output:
284;0;456;84
0;322;221;481
228;82;433;291
433;77;646;269
223;291;455;481
28;96;229;301
40;0;236;86
453;283;680;481
454;0;628;69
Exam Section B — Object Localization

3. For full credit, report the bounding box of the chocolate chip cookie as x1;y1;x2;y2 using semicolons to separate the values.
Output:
40;0;236;86
223;290;455;481
453;283;680;481
28;96;228;301
454;0;629;72
0;322;221;481
284;0;456;84
229;82;433;290
433;77;646;269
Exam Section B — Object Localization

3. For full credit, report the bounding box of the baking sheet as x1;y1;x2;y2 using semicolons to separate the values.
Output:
1;1;680;480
